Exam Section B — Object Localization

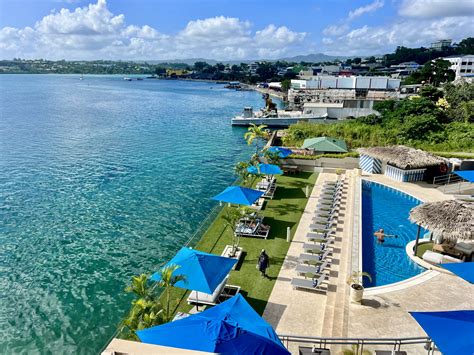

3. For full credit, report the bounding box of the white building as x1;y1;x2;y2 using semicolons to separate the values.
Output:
288;76;401;119
431;39;452;50
442;55;474;80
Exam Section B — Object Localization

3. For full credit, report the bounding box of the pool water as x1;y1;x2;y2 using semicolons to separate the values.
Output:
361;180;426;287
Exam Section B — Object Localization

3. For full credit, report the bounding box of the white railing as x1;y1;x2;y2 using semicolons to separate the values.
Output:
278;334;434;354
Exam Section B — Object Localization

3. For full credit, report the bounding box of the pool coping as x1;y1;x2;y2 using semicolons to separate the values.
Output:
357;177;442;295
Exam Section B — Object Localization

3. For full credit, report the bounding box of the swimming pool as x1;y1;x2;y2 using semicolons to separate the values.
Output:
361;180;426;287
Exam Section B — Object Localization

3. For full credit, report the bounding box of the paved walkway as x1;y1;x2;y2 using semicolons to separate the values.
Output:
263;170;356;351
264;169;473;354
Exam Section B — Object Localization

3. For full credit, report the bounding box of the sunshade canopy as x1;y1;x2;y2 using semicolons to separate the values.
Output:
267;147;293;158
410;310;474;355
211;186;264;206
247;163;283;175
150;247;236;294
454;170;474;183
409;200;474;241
443;262;474;284
302;136;348;153
137;294;290;355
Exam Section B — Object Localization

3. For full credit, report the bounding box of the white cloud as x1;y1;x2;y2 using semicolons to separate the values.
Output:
322;24;349;36
348;0;384;20
399;0;474;18
0;1;307;60
323;15;473;55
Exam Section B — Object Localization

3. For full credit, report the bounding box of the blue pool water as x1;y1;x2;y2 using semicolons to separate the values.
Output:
0;75;266;353
361;180;426;287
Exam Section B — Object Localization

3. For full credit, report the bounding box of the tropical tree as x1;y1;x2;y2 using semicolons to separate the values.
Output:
263;149;281;165
234;161;251;186
119;274;164;340
157;265;187;322
244;124;269;155
222;207;253;256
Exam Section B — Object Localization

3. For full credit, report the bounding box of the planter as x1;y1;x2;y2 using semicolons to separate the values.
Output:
350;284;364;303
221;245;243;270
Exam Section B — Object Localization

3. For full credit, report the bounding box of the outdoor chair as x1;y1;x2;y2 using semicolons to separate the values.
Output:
314;206;339;218
296;258;331;276
235;224;270;239
298;250;331;264
306;230;335;242
302;240;333;254
291;273;328;293
250;197;265;210
187;275;229;306
310;220;335;231
312;214;337;224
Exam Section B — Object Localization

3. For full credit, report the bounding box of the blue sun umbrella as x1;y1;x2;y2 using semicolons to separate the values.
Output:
247;163;283;175
443;262;474;284
211;186;264;206
151;247;237;294
268;147;293;158
410;310;474;355
137;294;290;355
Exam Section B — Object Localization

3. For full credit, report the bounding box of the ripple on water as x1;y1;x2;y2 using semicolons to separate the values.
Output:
0;75;266;353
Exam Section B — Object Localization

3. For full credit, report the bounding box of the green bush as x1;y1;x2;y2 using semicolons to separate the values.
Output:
288;152;359;160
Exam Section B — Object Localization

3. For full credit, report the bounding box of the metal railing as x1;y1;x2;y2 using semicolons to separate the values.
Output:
432;173;463;186
278;334;434;354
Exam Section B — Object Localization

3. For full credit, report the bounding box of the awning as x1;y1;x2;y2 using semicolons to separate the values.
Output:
454;170;474;183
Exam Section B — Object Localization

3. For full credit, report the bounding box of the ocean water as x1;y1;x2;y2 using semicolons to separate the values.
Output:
0;75;265;354
361;180;426;287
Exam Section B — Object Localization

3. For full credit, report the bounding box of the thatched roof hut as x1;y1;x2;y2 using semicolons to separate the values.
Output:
409;200;474;241
357;145;445;170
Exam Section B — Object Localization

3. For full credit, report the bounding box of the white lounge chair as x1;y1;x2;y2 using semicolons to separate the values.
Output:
302;240;333;253
291;274;327;292
299;249;331;264
187;275;229;306
306;230;335;242
296;259;331;276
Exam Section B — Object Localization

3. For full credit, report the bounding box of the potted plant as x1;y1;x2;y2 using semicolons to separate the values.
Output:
346;271;372;303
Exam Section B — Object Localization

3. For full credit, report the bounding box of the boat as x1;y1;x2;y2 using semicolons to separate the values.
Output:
80;74;84;80
136;77;144;81
123;77;132;81
231;107;328;127
231;93;328;127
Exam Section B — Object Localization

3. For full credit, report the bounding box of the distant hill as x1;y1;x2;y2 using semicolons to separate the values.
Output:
279;53;349;63
143;53;350;65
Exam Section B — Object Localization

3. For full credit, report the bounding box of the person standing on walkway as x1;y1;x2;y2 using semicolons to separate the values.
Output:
257;249;270;278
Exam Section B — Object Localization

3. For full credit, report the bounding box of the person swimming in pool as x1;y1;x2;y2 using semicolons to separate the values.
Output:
374;228;398;243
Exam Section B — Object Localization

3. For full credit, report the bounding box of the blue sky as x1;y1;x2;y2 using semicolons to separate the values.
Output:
0;0;473;60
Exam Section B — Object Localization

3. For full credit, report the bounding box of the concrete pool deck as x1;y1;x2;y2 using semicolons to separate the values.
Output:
263;170;473;354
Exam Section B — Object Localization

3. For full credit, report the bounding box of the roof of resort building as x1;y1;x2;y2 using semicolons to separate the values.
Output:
409;200;474;241
357;145;445;169
302;136;348;153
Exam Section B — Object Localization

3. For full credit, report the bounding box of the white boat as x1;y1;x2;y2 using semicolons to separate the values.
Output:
231;106;328;127
123;77;132;81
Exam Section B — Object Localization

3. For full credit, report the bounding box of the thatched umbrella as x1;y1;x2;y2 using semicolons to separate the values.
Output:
357;145;445;170
409;200;474;255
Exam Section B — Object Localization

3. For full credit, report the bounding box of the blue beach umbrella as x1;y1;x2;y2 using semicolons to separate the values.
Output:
268;146;293;158
211;186;264;206
151;247;237;294
410;310;474;355
442;262;474;284
137;293;290;355
247;163;283;175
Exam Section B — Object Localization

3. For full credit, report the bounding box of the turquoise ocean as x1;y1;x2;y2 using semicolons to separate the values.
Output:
0;75;264;353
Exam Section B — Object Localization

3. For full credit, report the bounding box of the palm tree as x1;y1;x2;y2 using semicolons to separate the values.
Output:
263;149;281;165
120;274;164;340
234;161;251;186
244;124;269;155
157;264;187;322
222;206;252;256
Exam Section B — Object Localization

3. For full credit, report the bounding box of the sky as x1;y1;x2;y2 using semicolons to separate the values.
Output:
0;0;473;61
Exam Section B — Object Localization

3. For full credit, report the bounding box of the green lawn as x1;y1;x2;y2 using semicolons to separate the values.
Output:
165;171;317;316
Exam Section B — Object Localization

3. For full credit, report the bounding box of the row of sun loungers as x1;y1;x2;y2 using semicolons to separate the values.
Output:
256;176;277;199
291;178;346;293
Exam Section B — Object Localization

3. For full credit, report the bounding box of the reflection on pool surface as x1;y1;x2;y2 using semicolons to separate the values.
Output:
362;180;426;287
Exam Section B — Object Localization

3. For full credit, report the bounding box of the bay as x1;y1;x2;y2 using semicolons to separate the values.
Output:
0;75;264;354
